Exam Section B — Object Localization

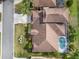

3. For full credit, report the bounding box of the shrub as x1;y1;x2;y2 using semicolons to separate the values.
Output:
66;0;73;7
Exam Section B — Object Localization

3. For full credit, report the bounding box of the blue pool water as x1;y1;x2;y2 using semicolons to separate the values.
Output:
57;0;64;7
59;37;66;49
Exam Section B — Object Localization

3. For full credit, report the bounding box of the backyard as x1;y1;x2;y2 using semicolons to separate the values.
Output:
68;0;77;16
64;0;79;59
69;0;79;49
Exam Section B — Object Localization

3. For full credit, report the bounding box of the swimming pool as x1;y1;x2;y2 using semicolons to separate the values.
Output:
58;36;67;53
57;0;64;7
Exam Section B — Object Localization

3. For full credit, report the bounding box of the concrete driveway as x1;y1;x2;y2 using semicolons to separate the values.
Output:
14;13;31;24
14;13;27;24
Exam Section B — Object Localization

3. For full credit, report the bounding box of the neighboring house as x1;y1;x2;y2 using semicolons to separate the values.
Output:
32;0;64;8
31;8;69;52
32;0;56;8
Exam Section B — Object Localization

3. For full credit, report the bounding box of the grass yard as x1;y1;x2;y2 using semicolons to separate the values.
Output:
69;0;77;16
69;0;79;49
62;0;79;59
14;24;33;57
15;2;23;14
76;0;79;49
14;24;30;57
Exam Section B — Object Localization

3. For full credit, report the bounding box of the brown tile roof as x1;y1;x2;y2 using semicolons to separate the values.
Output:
33;41;56;52
32;11;46;45
43;14;66;23
32;0;56;7
31;10;67;52
43;8;69;23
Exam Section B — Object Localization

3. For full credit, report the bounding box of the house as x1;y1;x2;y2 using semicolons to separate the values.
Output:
32;0;64;8
31;8;69;52
32;0;56;8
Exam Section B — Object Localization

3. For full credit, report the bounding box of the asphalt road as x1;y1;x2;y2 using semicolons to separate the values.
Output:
2;0;14;59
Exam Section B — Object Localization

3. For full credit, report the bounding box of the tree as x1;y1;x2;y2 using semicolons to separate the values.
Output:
15;0;32;15
66;0;73;7
63;24;79;59
68;24;77;42
67;49;79;59
21;0;32;15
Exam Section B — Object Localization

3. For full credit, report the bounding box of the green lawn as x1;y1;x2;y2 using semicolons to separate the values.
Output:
15;2;23;14
69;0;77;16
14;24;29;57
76;0;79;49
67;0;79;58
14;24;34;57
62;0;79;58
70;0;79;49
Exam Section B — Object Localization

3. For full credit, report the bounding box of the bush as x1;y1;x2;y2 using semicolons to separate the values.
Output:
66;0;73;7
15;0;32;14
68;24;76;42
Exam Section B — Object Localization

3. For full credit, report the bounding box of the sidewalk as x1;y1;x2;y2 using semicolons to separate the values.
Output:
14;0;22;5
14;57;26;59
0;22;2;32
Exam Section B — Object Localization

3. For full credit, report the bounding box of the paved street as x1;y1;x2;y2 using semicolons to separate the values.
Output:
2;0;14;59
